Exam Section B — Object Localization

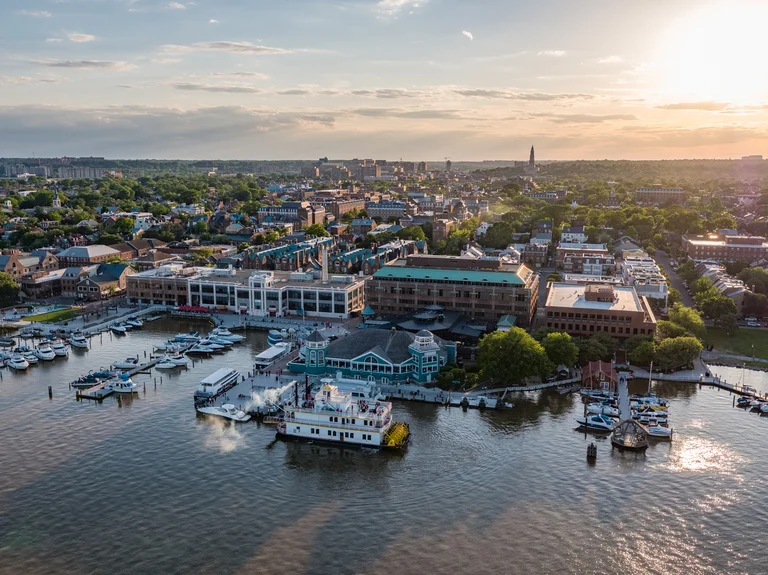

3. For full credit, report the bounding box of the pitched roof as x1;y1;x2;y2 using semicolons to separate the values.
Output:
135;250;178;263
326;329;420;364
57;245;120;259
305;330;327;343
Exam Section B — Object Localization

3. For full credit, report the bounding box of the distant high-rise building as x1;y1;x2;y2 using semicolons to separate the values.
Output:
529;146;535;169
445;159;453;172
417;161;428;172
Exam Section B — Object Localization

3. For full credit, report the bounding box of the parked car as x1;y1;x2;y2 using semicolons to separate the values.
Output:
747;321;760;328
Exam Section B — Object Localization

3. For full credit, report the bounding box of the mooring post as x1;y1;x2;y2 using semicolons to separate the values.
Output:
48;386;52;399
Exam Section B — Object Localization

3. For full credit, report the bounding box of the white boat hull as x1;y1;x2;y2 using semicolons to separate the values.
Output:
197;405;251;422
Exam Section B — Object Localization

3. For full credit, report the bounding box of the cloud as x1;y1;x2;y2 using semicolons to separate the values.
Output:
31;59;137;71
655;101;731;111
161;41;292;55
167;2;186;9
152;58;182;64
598;55;623;64
453;89;593;101
45;38;63;43
67;33;96;43
375;0;425;17
171;82;262;94
537;50;566;57
462;31;473;41
277;89;310;95
530;113;638;124
209;18;219;23
212;71;269;80
350;88;423;99
16;10;51;17
351;107;466;120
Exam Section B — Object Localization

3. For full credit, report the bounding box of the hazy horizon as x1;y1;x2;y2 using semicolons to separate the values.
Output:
2;0;767;160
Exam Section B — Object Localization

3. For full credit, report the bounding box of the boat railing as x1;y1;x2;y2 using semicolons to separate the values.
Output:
285;413;391;432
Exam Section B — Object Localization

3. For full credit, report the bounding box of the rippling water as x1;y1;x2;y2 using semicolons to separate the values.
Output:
0;319;767;574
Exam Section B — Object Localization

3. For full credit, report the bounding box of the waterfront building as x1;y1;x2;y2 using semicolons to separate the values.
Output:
55;245;121;266
288;328;456;384
0;250;58;282
365;255;539;325
682;234;768;263
544;283;657;338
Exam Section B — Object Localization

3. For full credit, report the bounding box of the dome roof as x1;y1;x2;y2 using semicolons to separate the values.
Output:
416;329;433;338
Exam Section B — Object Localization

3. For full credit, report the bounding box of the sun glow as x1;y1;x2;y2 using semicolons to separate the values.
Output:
660;2;768;104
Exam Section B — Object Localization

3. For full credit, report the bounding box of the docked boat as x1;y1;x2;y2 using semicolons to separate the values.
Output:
50;340;69;357
0;337;15;348
8;354;29;370
23;352;39;365
645;419;673;439
254;342;293;369
112;357;140;370
587;403;620;418
760;404;768;414
110;324;127;335
210;327;244;343
634;411;668;425
154;340;186;352
124;318;143;328
277;382;410;449
34;344;56;361
186;343;215;355
174;331;199;342
107;375;138;394
206;336;233;347
155;357;181;370
69;334;89;349
194;367;240;404
14;345;31;354
267;329;284;346
197;338;226;351
737;396;753;407
71;369;118;388
575;414;615;432
580;388;615;401
196;403;251;422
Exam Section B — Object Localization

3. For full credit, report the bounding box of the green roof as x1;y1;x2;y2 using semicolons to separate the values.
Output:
372;266;525;285
497;315;517;327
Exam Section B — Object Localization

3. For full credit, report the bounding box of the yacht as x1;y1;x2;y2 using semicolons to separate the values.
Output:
107;375;138;394
197;338;226;351
194;368;240;404
586;403;620;418
575;414;615;432
197;403;251;422
210;327;244;343
155;357;181;370
174;331;200;342
0;337;15;348
277;383;410;449
736;396;753;408
167;353;189;366
580;388;615;401
154;340;185;352
645;419;673;439
34;343;56;361
8;354;29;370
50;340;69;357
254;342;293;370
634;411;668;425
112;357;140;370
69;334;89;349
186;343;215;355
23;352;39;365
760;403;768;414
124;318;144;328
206;336;234;347
267;329;284;346
14;345;32;354
110;324;127;335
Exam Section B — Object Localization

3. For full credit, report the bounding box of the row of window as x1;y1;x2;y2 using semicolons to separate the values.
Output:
548;322;649;335
304;427;372;440
548;311;633;322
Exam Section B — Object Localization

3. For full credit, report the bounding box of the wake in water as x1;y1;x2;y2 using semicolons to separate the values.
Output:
203;417;246;454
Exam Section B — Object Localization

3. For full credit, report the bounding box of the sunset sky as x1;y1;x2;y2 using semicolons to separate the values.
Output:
2;0;767;160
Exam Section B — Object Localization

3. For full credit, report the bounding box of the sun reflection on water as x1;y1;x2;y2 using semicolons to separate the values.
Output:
662;437;747;474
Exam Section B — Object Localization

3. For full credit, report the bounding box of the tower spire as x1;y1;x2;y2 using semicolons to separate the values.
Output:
529;145;535;168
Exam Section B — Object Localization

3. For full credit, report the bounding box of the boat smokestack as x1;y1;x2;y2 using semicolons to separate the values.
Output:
322;248;329;282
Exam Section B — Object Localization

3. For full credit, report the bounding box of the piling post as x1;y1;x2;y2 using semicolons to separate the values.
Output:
48;385;52;399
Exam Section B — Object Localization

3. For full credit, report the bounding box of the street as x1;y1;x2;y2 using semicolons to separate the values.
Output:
654;250;696;307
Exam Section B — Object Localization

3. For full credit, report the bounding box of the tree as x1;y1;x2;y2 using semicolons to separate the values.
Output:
629;341;656;366
264;231;279;243
546;273;562;283
0;272;19;307
668;303;706;339
697;292;736;320
477;328;553;385
739;267;768;295
112;217;135;235
744;292;768;317
541;332;579;367
655;320;691;340
591;332;617;356
305;223;329;237
690;276;714;296
677;260;698;283
668;288;682;307
238;242;249;252
99;233;123;245
714;313;738;334
654;336;703;369
576;338;608;363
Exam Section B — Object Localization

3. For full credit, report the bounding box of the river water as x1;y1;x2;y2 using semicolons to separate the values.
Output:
0;318;767;575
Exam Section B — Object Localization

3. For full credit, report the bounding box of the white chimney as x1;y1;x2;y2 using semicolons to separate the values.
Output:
322;248;329;282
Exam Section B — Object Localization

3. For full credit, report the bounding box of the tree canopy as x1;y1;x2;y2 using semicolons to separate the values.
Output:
541;332;579;367
668;303;706;339
477;328;553;385
0;272;19;308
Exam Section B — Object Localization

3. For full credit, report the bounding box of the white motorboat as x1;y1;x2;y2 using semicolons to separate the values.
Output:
644;419;673;439
107;375;138;394
24;352;39;365
8;354;29;370
634;411;668;425
34;344;56;361
580;388;615;401
167;353;190;366
210;327;244;343
155;357;180;370
576;414;615;432
112;357;140;370
154;340;185;352
110;324;127;335
187;344;215;355
197;338;226;351
124;318;143;328
50;340;69;357
760;403;768;414
206;336;234;347
14;345;32;354
267;329;283;346
197;403;251;422
749;398;766;408
69;334;89;349
587;403;620;418
174;331;200;342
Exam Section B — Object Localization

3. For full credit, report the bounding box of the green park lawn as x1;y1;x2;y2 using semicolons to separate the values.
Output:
23;309;79;323
705;327;768;360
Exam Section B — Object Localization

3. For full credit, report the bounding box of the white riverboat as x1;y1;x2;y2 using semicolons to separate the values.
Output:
69;334;89;349
276;383;410;449
196;403;251;422
194;368;240;404
254;342;293;370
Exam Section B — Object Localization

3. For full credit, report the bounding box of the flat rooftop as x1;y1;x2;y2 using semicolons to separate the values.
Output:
546;283;644;313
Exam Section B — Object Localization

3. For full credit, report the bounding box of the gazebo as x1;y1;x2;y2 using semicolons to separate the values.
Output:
361;305;376;323
581;361;618;392
611;419;649;452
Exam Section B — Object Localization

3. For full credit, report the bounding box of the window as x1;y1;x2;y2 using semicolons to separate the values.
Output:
351;419;355;424
328;430;332;436
333;431;337;436
295;427;300;432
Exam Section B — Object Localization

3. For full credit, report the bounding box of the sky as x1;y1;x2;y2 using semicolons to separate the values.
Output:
2;0;768;160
